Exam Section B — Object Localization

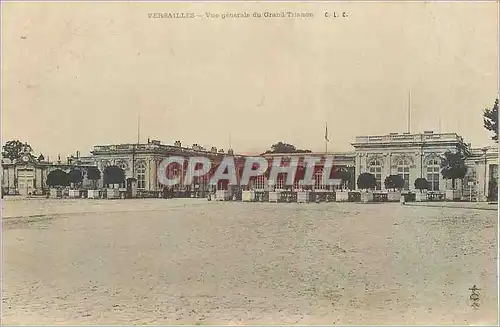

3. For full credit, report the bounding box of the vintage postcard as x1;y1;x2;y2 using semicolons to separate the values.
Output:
1;0;498;325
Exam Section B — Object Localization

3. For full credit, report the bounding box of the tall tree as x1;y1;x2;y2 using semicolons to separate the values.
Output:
488;179;498;202
483;98;498;142
440;150;467;190
264;142;312;154
2;140;34;190
2;140;32;161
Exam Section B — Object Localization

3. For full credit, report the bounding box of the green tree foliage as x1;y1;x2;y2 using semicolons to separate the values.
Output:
483;98;498;142
68;169;83;186
2;140;32;161
440;151;467;189
488;179;498;202
103;166;125;186
86;166;101;188
357;172;377;190
264;142;312;154
46;169;69;187
414;177;429;191
331;167;352;189
384;174;405;190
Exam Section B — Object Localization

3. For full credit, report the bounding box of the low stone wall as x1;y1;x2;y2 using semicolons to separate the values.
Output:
88;190;100;199
242;190;256;202
68;189;80;198
106;188;120;199
268;191;280;203
50;188;62;198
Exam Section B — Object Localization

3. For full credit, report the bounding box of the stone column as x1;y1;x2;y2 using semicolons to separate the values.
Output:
354;154;362;190
388;153;393;176
382;153;391;190
416;152;423;183
411;152;422;192
474;158;488;201
147;158;152;191
152;158;158;191
481;149;489;201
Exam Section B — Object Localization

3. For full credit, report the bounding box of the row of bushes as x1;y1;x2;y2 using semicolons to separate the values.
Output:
357;173;432;191
45;166;124;188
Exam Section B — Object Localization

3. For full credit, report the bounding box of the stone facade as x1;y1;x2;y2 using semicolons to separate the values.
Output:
2;158;97;196
352;131;471;192
90;140;233;193
2;132;498;200
465;146;499;201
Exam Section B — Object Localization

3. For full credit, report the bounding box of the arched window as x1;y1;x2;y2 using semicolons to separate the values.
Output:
396;158;410;190
314;169;324;190
426;158;440;191
116;161;127;171
368;159;383;190
137;162;146;189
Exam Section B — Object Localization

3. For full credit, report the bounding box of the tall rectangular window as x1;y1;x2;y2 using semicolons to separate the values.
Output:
276;177;284;190
254;175;265;190
396;159;410;190
368;159;383;190
137;163;146;189
426;158;441;191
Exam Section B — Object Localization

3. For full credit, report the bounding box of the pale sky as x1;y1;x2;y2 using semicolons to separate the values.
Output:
1;1;498;160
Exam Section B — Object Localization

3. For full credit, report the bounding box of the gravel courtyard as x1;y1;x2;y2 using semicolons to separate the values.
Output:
2;198;498;325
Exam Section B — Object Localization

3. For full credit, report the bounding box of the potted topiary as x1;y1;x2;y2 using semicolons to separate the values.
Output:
384;175;404;201
86;166;101;199
268;179;279;203
46;169;69;198
414;177;429;202
103;166;125;199
297;183;312;203
334;168;351;202
441;150;467;201
357;172;377;203
68;169;83;198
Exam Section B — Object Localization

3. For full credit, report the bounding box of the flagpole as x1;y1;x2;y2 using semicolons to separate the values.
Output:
137;109;140;144
325;122;329;154
407;90;411;133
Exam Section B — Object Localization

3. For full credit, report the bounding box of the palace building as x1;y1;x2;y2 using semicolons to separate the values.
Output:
352;131;470;192
1;151;97;196
90;140;239;193
2;131;498;200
